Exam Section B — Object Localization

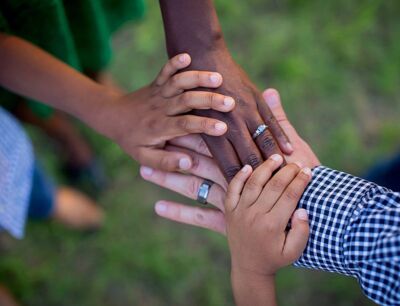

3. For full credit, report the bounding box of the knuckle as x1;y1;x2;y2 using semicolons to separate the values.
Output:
209;93;218;107
298;171;311;182
200;119;210;131
190;153;201;171
288;163;301;173
245;153;261;168
176;117;190;131
285;188;301;201
245;177;260;191
194;71;201;83
193;209;205;225
180;92;191;106
224;165;241;181
270;177;285;192
159;155;174;170
259;134;276;152
170;74;180;88
187;178;200;197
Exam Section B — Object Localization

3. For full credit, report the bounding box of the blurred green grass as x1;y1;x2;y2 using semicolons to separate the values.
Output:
1;0;400;305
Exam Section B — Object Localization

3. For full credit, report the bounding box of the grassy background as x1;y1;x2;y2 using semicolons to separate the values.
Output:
1;0;400;305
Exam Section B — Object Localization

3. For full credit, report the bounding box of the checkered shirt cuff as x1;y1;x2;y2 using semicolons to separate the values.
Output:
293;166;400;306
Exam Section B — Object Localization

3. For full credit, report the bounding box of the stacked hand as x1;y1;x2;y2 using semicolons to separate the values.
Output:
93;53;236;172
140;89;320;233
189;52;294;180
227;157;311;305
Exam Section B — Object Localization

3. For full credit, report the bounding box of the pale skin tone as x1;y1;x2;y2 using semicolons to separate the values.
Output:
0;33;236;171
141;90;315;305
140;89;320;233
226;158;311;305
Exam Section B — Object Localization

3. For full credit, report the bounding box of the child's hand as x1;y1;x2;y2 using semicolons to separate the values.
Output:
226;155;311;278
95;53;235;172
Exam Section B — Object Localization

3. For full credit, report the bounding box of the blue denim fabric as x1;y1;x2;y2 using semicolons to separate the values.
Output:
27;161;55;219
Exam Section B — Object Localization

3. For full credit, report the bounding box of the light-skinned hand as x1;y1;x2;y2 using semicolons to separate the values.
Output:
140;88;320;233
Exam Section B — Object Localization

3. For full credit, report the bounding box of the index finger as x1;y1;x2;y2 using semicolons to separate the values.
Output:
270;167;312;229
154;53;191;86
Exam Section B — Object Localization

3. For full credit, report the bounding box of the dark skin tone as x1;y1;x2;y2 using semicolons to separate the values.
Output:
159;0;292;181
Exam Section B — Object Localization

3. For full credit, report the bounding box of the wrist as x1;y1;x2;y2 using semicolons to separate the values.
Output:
231;266;275;285
76;84;122;139
231;267;276;306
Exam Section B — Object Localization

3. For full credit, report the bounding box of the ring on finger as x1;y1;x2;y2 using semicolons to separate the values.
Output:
197;179;214;205
252;124;268;139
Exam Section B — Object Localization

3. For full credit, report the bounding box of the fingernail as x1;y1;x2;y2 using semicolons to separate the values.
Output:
179;54;188;63
270;154;283;162
286;142;293;152
141;166;153;177
241;165;252;173
214;122;227;131
223;97;234;107
179;158;191;170
294;161;303;168
210;73;221;84
301;167;312;176
296;209;308;221
266;93;279;107
155;202;167;214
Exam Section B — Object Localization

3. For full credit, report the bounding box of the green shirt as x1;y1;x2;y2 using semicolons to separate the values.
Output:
0;0;145;117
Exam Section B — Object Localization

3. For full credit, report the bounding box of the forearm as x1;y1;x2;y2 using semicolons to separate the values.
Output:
159;0;227;63
0;34;117;132
159;0;287;181
231;269;277;306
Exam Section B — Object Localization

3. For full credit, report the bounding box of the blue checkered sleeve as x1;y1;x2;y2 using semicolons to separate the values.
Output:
294;166;400;306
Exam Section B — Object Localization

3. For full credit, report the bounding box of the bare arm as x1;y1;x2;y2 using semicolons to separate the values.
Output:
159;0;292;181
0;33;113;130
231;271;277;306
0;33;235;171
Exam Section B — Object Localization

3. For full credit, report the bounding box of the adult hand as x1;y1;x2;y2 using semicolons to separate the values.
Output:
91;54;236;172
140;88;320;234
159;0;293;181
190;53;293;181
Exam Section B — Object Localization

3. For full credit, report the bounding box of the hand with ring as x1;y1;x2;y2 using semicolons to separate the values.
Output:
140;88;320;234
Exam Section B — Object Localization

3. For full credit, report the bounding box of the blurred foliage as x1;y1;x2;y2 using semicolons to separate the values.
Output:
1;0;400;305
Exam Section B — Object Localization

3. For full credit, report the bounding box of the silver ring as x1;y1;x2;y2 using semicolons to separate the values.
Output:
197;179;214;205
252;124;268;139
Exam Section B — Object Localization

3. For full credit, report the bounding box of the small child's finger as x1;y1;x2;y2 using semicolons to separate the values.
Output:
282;209;310;263
154;53;191;86
167;92;235;115
255;163;302;213
225;165;253;212
161;71;223;98
168;115;228;137
270;167;312;228
240;155;283;207
137;148;193;172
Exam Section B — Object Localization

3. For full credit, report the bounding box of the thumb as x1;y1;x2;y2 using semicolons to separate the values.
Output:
262;88;288;123
282;208;310;263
